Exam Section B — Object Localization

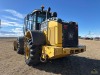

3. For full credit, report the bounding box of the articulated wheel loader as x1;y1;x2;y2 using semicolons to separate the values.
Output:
13;6;86;66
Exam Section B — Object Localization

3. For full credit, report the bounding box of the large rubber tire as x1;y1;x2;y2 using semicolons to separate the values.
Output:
13;41;18;51
17;41;24;54
24;39;42;66
16;37;24;54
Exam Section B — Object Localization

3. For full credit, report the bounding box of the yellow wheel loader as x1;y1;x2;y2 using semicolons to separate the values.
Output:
13;6;86;66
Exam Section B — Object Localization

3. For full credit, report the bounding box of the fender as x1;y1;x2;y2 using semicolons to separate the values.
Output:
25;30;46;46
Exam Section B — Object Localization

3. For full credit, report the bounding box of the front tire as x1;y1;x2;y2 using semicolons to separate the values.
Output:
24;40;42;66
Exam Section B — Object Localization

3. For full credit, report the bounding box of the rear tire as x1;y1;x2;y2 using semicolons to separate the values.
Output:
17;48;24;54
17;42;24;54
16;37;24;54
13;41;18;51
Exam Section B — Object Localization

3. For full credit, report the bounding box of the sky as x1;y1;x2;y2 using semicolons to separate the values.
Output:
0;0;100;37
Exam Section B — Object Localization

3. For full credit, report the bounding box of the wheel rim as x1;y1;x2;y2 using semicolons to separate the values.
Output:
25;44;30;59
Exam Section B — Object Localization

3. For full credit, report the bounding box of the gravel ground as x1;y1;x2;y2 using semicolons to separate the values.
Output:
0;38;100;75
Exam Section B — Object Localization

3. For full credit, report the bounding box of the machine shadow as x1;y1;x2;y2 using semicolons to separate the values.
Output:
32;55;100;75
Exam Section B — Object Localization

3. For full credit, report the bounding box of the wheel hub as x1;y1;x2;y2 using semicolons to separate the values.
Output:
25;45;30;59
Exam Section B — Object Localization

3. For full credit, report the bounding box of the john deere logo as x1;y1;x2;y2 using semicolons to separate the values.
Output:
69;33;73;39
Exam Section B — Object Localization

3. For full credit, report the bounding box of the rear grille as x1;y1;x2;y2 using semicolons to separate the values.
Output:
62;22;78;47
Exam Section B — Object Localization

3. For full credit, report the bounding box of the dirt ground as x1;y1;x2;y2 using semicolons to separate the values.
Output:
0;38;100;75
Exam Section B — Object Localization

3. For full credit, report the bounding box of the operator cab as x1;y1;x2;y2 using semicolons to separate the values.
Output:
31;9;51;30
24;6;55;34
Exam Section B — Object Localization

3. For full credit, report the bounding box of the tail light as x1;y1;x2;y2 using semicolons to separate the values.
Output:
64;25;67;29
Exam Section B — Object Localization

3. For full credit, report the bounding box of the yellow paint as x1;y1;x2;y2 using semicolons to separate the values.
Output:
24;20;86;60
25;31;31;39
42;45;86;59
47;21;62;46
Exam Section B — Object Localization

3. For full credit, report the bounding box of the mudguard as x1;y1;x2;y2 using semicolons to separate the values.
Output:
25;31;46;46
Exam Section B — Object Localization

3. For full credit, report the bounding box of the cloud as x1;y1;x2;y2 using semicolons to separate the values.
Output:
4;9;25;19
0;31;15;34
2;15;20;21
0;9;25;37
0;30;16;37
0;28;23;37
1;19;23;27
11;28;23;33
11;28;23;36
0;33;16;37
0;9;24;27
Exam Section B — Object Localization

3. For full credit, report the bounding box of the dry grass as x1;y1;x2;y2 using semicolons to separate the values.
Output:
0;39;100;75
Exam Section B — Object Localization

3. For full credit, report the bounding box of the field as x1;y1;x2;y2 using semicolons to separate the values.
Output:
0;38;100;75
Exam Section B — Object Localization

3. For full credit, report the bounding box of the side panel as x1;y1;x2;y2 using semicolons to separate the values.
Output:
48;21;62;46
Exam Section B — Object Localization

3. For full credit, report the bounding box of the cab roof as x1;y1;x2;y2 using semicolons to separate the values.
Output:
31;9;52;15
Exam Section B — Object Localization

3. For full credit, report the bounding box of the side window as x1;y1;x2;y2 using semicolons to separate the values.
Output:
27;16;33;30
24;17;28;31
25;13;36;31
32;14;36;30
